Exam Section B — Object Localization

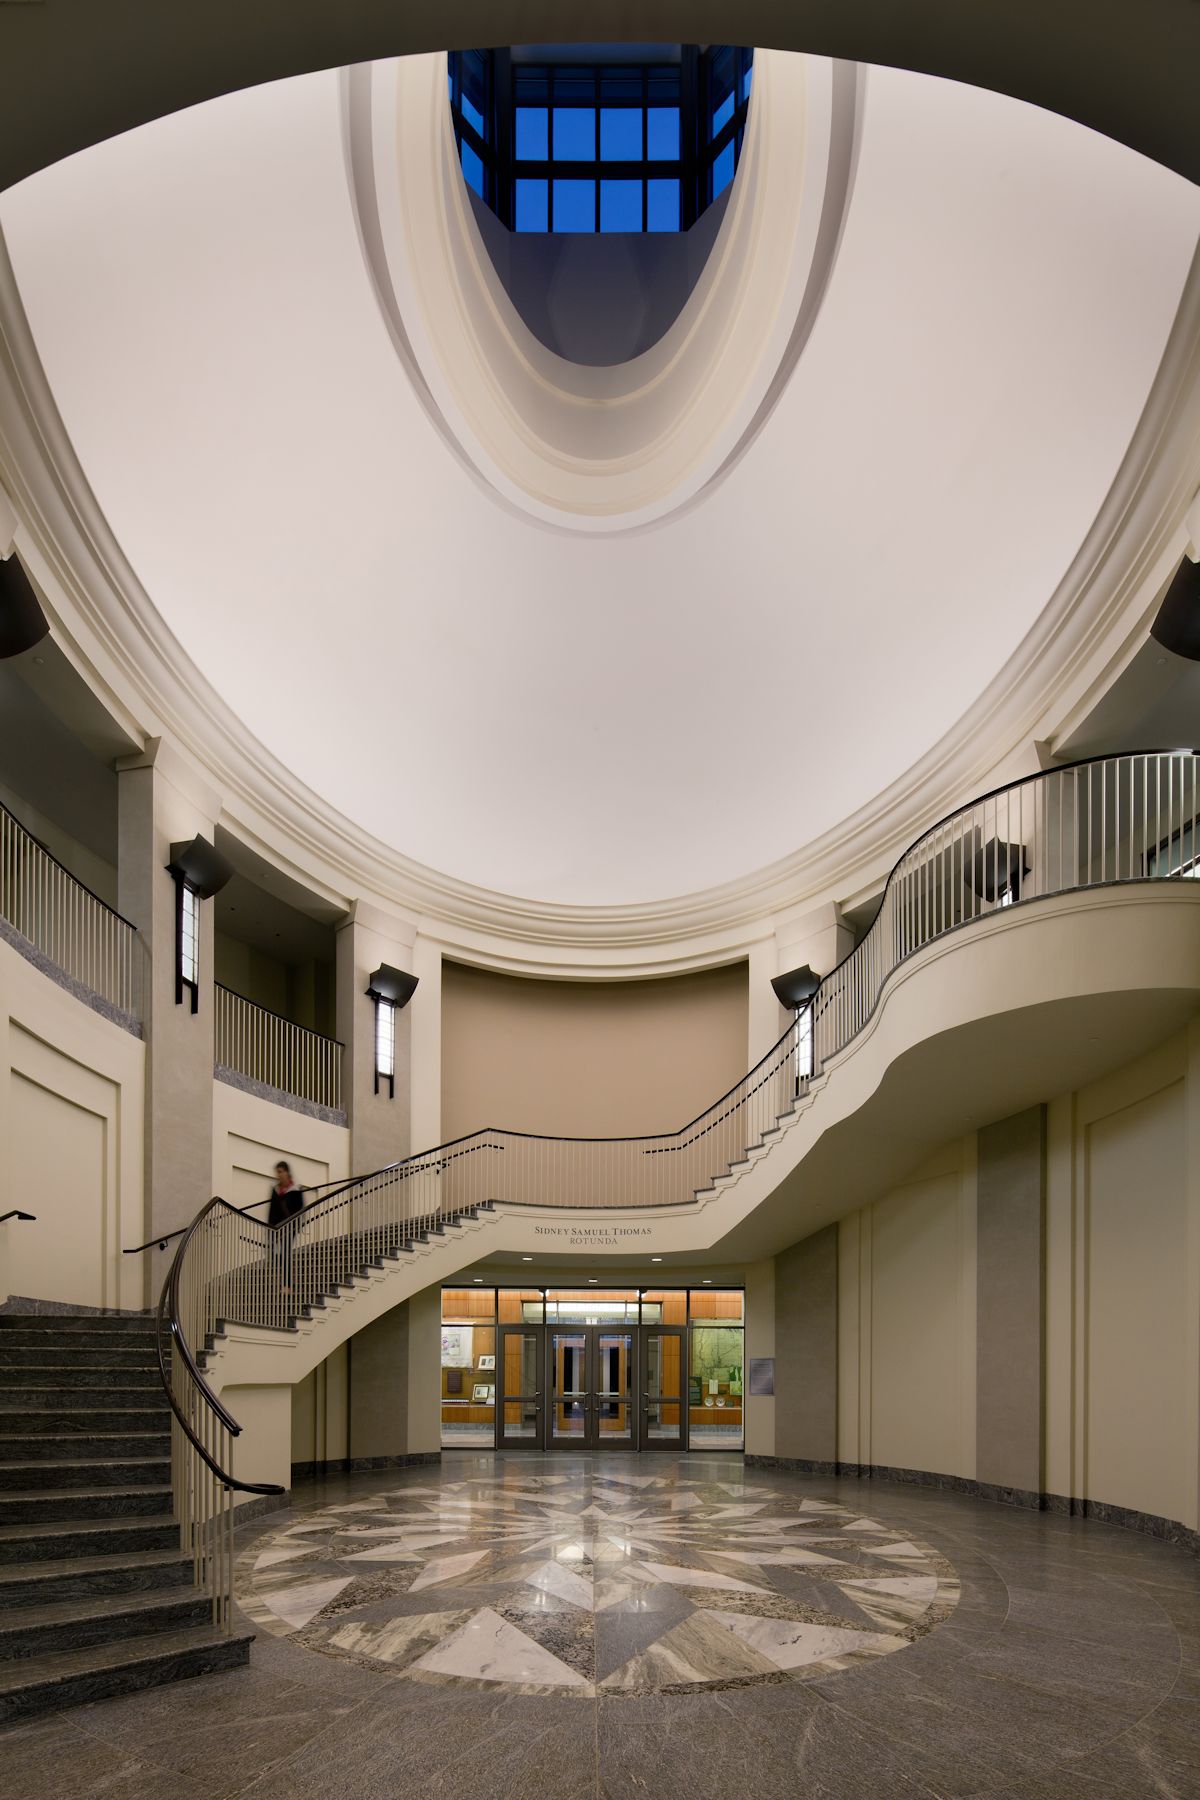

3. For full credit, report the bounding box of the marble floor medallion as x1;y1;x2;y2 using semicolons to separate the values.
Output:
234;1462;959;1698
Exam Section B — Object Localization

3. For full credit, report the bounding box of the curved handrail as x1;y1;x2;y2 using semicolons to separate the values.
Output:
156;1195;283;1492
156;1195;283;1629
157;748;1198;1625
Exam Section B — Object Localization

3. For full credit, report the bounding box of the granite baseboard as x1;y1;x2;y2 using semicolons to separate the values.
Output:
0;916;142;1037
214;1063;347;1129
233;1491;290;1526
744;1455;1199;1554
0;1295;154;1317
290;1451;441;1482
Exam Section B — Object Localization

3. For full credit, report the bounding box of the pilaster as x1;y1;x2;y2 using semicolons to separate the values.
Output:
116;739;221;1286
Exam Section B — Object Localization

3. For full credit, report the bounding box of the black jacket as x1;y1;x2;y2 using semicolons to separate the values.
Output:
267;1184;304;1227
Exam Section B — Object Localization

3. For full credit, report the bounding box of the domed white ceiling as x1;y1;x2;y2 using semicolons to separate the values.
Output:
1;56;1197;905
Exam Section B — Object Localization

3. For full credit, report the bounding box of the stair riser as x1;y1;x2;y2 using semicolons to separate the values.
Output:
0;1317;154;1333
0;1462;171;1493
0;1522;179;1564
0;1368;161;1389
0;1411;169;1434
0;1490;172;1525
0;1594;212;1662
0;1634;250;1723
0;1333;158;1352
0;1348;157;1368
0;1558;193;1609
0;1436;170;1463
0;1388;167;1408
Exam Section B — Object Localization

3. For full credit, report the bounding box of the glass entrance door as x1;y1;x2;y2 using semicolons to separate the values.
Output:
548;1327;635;1451
550;1329;589;1445
497;1326;544;1449
594;1329;634;1449
640;1326;686;1449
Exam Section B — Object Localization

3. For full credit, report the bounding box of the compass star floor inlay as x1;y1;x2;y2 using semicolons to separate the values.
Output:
235;1463;959;1697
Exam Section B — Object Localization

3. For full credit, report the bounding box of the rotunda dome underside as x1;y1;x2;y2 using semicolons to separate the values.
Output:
0;51;1197;912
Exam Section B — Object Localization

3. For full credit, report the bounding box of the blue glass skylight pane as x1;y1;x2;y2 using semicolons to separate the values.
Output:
515;179;548;231
600;109;642;161
462;94;485;137
516;107;548;160
461;142;484;198
712;91;734;138
742;65;753;103
553;179;596;231
647;106;680;160
647;178;680;232
600;180;642;231
711;142;735;199
553;108;596;160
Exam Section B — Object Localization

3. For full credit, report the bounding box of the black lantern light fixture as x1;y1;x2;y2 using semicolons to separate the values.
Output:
366;963;419;1097
969;837;1029;906
166;835;234;1010
771;964;820;1010
772;964;820;1088
0;550;50;660
1151;554;1200;661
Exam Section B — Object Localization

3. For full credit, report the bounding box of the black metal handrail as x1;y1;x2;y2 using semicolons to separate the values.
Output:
156;1196;283;1499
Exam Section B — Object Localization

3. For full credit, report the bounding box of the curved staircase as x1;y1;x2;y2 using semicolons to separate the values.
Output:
0;1312;251;1724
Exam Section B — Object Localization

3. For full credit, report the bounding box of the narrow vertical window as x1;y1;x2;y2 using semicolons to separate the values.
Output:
375;996;396;1097
366;964;419;1099
176;879;200;1012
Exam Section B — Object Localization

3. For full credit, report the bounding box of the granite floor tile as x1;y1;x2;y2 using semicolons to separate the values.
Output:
0;1712;213;1800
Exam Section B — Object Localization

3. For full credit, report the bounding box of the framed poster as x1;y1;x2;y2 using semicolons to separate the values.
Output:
748;1357;775;1396
471;1382;494;1403
477;1354;496;1370
441;1325;473;1367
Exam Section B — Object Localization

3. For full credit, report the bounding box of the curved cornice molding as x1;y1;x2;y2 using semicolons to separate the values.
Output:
347;52;859;533
1;2;1198;196
0;227;1197;969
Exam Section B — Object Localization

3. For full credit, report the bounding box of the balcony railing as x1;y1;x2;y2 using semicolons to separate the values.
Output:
214;983;343;1115
156;748;1199;1626
0;799;142;1021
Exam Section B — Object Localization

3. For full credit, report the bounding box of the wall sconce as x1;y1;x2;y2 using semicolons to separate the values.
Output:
166;835;234;1010
366;963;419;1098
969;837;1029;905
1151;554;1200;661
771;964;820;1009
0;551;50;660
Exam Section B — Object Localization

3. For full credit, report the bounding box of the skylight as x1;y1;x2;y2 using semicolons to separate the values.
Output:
448;46;753;233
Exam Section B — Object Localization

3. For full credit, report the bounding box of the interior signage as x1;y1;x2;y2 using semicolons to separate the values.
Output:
532;1224;655;1250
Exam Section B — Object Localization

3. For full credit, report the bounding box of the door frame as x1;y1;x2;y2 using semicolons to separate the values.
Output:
545;1323;637;1453
637;1323;688;1452
496;1322;545;1450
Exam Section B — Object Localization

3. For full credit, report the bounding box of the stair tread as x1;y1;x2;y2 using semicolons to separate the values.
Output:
0;1458;169;1475
0;1516;177;1545
0;1549;190;1587
0;1435;169;1446
0;1484;173;1506
0;1624;252;1692
0;1584;202;1631
0;1316;154;1327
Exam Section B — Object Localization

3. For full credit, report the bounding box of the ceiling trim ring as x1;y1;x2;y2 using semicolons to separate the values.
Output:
345;51;860;533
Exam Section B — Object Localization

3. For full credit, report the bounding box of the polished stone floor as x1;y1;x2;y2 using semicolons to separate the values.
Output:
3;1453;1199;1798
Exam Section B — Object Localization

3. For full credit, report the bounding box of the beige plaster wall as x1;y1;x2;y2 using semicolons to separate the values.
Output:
0;933;145;1311
441;959;749;1140
837;1138;978;1480
1044;1028;1199;1528
211;1078;349;1216
292;1343;349;1467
